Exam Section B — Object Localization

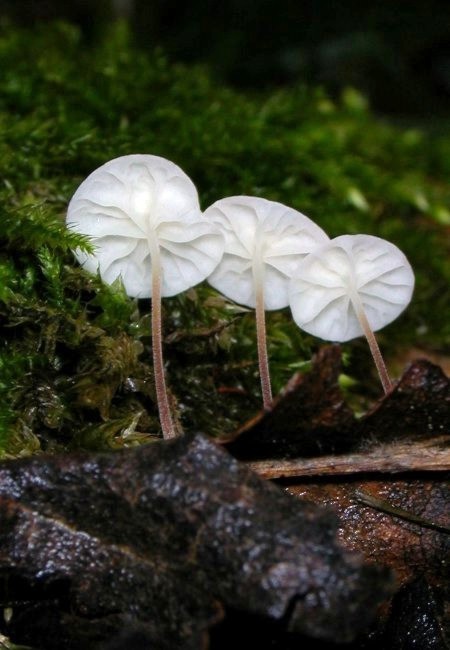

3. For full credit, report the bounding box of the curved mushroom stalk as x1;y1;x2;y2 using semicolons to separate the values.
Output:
289;234;415;394
205;196;329;409
67;154;224;439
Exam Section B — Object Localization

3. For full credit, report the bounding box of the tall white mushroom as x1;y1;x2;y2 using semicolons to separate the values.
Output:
66;154;224;439
205;196;329;408
289;234;415;393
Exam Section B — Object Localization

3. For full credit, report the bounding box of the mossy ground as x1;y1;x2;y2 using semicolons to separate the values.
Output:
0;21;448;457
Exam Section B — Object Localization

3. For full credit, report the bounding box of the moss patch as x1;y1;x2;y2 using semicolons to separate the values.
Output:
0;22;448;455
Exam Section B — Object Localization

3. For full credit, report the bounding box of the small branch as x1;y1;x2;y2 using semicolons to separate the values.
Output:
246;436;450;480
354;490;450;534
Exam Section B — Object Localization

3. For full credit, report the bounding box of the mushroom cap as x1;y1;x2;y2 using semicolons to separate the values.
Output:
289;234;415;342
205;196;329;310
66;154;224;298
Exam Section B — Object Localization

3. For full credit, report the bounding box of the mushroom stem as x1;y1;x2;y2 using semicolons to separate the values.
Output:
255;282;273;409
253;249;273;409
150;240;176;439
351;295;393;394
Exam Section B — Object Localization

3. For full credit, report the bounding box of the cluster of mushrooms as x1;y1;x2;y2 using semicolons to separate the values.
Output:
67;154;415;439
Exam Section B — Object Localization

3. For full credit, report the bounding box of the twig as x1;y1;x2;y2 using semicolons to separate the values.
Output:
354;490;450;534
246;436;450;479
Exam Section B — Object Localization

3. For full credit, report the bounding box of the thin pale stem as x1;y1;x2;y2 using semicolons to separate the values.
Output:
150;240;176;439
351;295;393;394
253;250;272;410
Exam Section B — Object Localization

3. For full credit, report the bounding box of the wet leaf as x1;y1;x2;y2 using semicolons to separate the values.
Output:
0;433;392;649
357;359;450;442
287;479;449;589
225;346;356;458
223;347;449;647
285;478;450;648
226;346;450;460
382;578;449;650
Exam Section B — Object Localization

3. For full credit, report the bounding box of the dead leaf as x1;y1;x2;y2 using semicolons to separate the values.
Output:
286;479;449;588
225;346;356;458
221;346;450;647
383;578;449;650
0;433;393;649
286;478;450;647
226;346;450;460
358;358;449;443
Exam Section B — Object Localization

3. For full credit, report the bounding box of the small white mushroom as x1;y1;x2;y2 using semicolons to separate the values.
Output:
205;195;329;408
289;234;415;393
67;154;224;439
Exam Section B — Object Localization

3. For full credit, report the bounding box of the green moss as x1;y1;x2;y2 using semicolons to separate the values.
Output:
0;21;448;455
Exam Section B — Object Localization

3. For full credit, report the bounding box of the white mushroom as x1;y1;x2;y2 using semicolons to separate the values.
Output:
67;154;224;439
289;234;415;393
205;195;329;408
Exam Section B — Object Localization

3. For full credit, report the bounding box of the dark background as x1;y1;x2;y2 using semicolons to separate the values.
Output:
1;0;450;121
